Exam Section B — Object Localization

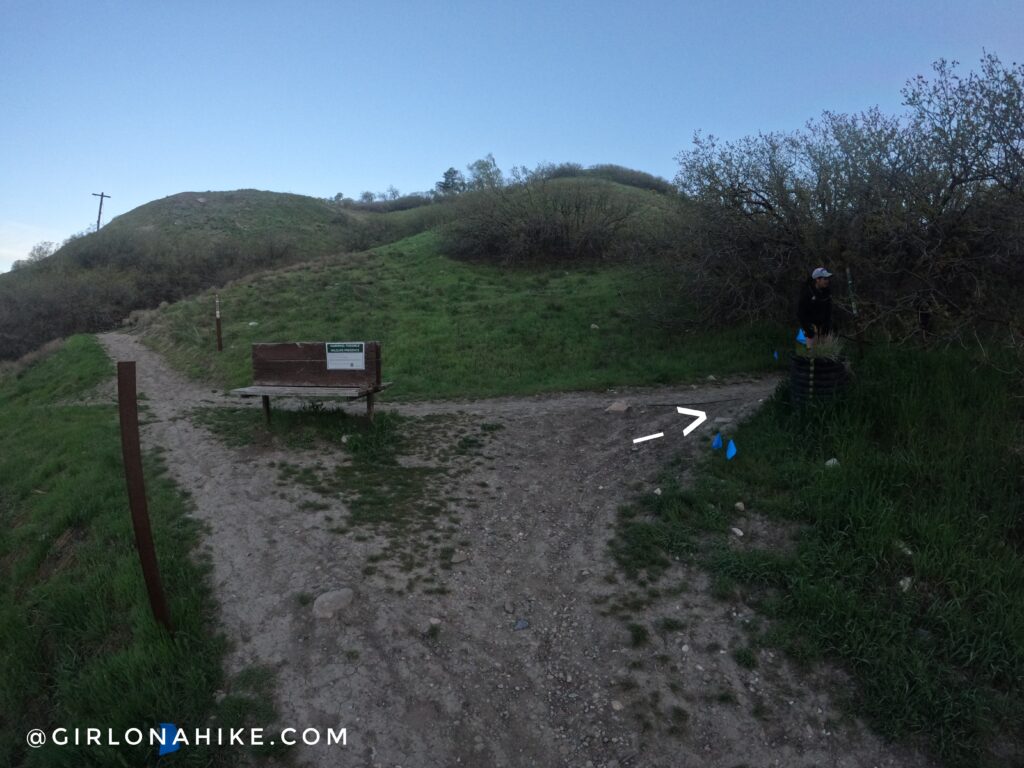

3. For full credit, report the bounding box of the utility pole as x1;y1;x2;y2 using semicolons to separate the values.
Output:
92;192;110;231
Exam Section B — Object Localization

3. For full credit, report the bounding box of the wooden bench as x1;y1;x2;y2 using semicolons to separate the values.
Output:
230;341;391;424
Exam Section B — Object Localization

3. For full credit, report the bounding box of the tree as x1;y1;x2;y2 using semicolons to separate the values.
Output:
27;241;56;263
671;54;1024;345
10;241;56;271
359;191;375;204
61;229;90;248
435;167;466;197
466;153;504;191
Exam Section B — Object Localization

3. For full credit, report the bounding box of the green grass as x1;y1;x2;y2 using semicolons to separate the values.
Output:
627;622;650;647
656;616;686;633
192;401;404;461
91;189;445;265
195;407;440;530
610;478;727;582
195;405;489;582
611;345;1024;766
142;231;781;398
0;336;266;767
732;647;758;669
97;190;352;254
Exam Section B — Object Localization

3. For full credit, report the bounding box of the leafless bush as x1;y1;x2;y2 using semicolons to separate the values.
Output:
672;54;1024;352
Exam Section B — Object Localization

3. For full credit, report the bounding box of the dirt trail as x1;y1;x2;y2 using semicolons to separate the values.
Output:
97;333;931;768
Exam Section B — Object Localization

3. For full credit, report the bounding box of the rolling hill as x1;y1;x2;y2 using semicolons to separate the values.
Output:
0;170;680;363
0;189;446;361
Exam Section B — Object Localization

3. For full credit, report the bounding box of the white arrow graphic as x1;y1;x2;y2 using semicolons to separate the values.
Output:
676;407;707;437
632;406;709;444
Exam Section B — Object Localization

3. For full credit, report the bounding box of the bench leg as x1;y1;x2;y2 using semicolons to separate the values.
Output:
262;395;272;426
366;392;375;422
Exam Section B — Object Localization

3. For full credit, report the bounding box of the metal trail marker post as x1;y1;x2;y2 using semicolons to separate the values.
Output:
215;295;223;352
116;361;174;633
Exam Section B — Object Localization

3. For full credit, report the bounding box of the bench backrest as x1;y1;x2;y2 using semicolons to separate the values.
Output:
251;342;381;389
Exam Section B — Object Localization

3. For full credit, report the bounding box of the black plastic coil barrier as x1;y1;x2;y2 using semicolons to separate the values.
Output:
790;355;847;405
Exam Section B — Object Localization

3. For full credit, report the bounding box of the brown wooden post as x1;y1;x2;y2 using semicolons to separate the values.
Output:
116;362;173;633
215;295;223;352
262;395;272;426
368;341;379;422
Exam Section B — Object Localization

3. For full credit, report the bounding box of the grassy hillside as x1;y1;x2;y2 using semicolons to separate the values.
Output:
79;189;352;256
613;346;1024;766
0;172;678;363
0;190;446;362
81;189;449;259
140;219;1024;764
140;231;782;398
5;176;1021;766
0;339;204;765
0;337;280;766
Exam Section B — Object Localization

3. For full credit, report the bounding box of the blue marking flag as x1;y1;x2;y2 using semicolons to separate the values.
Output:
159;723;181;756
711;433;723;451
773;350;779;361
796;328;807;345
726;440;738;460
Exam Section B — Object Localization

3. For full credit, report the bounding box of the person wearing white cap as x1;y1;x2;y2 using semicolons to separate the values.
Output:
798;267;833;347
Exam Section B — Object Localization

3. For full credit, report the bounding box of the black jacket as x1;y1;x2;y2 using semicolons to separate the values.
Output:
797;280;832;338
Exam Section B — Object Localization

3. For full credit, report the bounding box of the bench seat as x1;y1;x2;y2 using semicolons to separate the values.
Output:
231;382;392;399
230;341;389;424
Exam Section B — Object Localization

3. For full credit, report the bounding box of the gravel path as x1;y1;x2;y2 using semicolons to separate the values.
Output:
97;332;932;768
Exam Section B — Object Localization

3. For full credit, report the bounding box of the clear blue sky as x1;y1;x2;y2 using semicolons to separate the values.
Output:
1;0;1020;272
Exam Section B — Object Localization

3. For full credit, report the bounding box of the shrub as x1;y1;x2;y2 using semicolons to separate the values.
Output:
671;54;1024;354
441;177;644;265
796;333;845;361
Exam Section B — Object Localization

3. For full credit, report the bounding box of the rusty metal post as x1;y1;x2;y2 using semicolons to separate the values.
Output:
116;361;174;633
215;295;223;352
262;395;272;426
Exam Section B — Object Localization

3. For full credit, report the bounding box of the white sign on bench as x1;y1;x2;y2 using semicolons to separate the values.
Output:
325;342;365;370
